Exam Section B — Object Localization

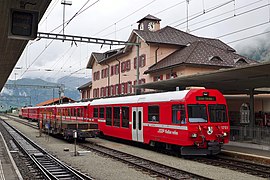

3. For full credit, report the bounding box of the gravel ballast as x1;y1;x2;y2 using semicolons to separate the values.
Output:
4;117;264;180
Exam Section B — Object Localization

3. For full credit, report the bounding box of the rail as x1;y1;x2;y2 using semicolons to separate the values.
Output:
0;117;92;180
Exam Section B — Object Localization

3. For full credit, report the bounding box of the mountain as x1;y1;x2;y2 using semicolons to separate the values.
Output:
237;30;270;62
0;77;90;109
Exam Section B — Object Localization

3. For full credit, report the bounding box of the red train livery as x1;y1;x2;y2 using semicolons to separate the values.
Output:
20;89;230;155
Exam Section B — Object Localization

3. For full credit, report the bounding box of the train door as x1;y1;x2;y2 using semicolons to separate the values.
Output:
132;107;143;142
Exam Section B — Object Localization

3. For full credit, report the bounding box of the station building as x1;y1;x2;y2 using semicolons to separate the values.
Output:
81;14;257;99
78;15;270;143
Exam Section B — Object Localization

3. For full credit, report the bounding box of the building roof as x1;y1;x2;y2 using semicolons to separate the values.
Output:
137;61;270;94
77;81;92;90
145;41;257;73
87;48;125;69
137;14;161;23
36;96;75;106
131;26;235;51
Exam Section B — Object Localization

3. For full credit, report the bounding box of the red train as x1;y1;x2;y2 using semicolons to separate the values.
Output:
20;89;230;155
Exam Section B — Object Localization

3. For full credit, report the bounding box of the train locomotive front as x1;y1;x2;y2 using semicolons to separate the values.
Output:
179;90;230;155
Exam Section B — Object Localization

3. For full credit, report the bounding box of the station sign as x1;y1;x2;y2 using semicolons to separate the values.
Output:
8;9;39;40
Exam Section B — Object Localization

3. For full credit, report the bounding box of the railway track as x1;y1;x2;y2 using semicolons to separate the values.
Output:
0;117;92;180
190;155;270;179
79;142;210;180
3;114;38;129
5;114;270;179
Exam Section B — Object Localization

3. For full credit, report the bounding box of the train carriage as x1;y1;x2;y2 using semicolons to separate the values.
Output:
91;89;230;155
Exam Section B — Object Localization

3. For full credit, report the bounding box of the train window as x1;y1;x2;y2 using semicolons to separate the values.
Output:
122;107;129;128
148;106;159;122
113;107;120;127
133;111;136;129
138;111;142;130
99;107;105;118
93;108;99;118
172;105;186;124
188;105;208;123
106;107;112;126
209;104;228;123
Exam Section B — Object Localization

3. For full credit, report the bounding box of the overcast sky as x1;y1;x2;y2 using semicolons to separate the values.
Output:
9;0;270;84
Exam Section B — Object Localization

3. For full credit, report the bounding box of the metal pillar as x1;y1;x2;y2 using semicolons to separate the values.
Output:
136;37;140;95
249;88;255;138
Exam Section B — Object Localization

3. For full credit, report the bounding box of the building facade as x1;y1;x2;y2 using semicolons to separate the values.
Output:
85;14;256;99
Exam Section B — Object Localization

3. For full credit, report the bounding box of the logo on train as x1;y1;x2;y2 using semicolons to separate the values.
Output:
207;126;213;135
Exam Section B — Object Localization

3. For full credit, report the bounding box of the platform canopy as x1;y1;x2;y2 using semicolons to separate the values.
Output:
137;61;270;94
0;0;51;91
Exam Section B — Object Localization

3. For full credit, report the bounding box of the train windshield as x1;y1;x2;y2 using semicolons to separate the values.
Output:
209;104;228;123
187;104;208;123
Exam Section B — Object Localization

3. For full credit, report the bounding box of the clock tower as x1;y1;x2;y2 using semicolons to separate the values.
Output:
137;14;161;32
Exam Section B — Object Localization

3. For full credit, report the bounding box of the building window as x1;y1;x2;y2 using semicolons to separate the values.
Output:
140;54;146;67
115;64;119;75
148;105;159;122
113;107;120;127
127;81;132;94
121;61;126;72
153;75;163;82
106;86;109;97
122;107;129;128
106;107;112;126
110;85;114;96
115;85;119;95
126;60;131;71
121;83;125;94
134;54;146;69
166;72;177;79
100;87;104;97
93;71;100;81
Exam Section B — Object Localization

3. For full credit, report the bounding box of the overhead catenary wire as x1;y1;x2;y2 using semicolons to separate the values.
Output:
50;0;100;33
191;3;269;32
178;0;264;30
102;0;186;38
20;0;100;79
227;29;270;44
216;21;270;39
93;0;157;36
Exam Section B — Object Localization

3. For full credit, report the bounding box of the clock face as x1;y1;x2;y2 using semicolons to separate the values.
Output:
148;22;155;31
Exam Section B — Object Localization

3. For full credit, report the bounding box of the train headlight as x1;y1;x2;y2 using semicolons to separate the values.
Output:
191;133;197;138
223;132;227;137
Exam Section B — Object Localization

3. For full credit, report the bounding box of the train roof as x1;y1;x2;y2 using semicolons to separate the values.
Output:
90;90;190;106
55;101;91;107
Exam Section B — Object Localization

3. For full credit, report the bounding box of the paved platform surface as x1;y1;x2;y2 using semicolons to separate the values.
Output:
0;131;22;180
223;141;270;158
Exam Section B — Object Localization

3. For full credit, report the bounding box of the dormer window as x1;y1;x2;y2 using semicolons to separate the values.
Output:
209;56;223;61
234;58;248;64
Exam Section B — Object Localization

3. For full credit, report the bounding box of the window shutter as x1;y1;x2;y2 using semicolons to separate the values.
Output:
111;66;114;76
125;82;128;94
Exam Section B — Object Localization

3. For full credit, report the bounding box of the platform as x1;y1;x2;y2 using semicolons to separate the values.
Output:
0;132;23;180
